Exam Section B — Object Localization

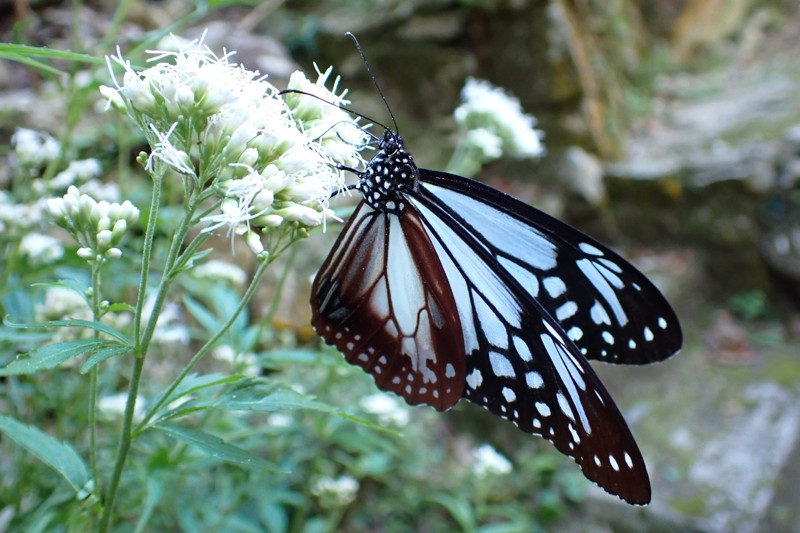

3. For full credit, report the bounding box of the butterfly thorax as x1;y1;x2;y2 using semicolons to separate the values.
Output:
358;131;418;213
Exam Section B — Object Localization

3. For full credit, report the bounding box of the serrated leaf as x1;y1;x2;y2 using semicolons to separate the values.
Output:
0;415;89;492
164;373;244;405
80;344;132;373
4;317;129;343
212;382;334;414
0;44;103;63
154;424;281;471
0;339;118;376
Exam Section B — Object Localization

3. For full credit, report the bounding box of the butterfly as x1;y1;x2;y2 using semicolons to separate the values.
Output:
305;41;682;505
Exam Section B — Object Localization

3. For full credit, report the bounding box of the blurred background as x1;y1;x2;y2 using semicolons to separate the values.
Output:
2;0;800;531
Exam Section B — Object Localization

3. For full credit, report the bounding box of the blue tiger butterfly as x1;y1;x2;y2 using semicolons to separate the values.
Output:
297;34;681;504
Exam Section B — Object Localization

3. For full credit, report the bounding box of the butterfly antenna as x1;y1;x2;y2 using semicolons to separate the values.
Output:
345;32;400;135
278;89;391;134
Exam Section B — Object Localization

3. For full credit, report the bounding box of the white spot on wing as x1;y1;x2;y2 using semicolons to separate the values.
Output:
579;242;604;256
578;259;628;326
525;371;544;389
474;293;509;350
590;301;611;325
513;336;532;361
489;351;515;378
567;326;583;341
501;387;516;402
644;326;654;342
535;402;551;417
466;368;483;389
555;301;578;321
543;276;567;298
556;392;575;421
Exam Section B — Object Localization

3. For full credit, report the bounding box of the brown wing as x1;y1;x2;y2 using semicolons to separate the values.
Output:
311;202;465;410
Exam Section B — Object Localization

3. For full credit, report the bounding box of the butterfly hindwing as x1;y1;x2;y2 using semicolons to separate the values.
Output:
312;202;466;410
418;168;682;366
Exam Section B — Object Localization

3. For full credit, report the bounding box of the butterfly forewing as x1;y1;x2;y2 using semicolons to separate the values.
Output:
312;202;466;410
418;169;682;366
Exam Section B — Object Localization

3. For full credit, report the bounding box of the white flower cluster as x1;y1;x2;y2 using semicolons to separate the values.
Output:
47;185;140;262
11;128;105;195
20;233;64;266
102;34;368;253
98;392;146;422
471;444;513;478
311;475;359;508
359;392;410;427
0;192;48;237
454;78;544;161
141;294;190;346
212;344;259;376
192;259;247;286
11;128;60;169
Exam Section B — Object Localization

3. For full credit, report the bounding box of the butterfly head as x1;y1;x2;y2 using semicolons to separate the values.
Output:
357;130;418;213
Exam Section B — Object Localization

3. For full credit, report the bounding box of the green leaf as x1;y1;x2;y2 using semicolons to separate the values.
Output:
0;415;89;492
163;372;244;405
80;344;132;373
212;381;334;414
0;44;104;64
4;317;129;343
105;302;136;314
428;493;475;532
154;424;281;471
182;295;220;333
0;339;119;376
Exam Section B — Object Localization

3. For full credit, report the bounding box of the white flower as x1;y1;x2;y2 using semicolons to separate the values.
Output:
50;159;103;190
455;78;544;159
465;128;503;160
36;286;90;323
12;128;61;168
359;393;410;427
142;295;190;346
105;34;366;248
211;344;259;375
146;123;197;177
472;444;512;478
192;259;247;286
312;475;359;508
20;233;64;266
267;413;293;427
48;186;139;261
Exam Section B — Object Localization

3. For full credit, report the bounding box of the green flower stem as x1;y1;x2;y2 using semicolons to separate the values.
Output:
88;259;103;501
135;251;274;433
100;172;170;532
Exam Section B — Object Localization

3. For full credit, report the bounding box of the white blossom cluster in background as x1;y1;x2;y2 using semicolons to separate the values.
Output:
11;128;109;197
98;392;146;422
359;392;410;427
449;78;544;177
312;475;359;509
471;444;513;478
101;34;369;254
47;185;140;263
